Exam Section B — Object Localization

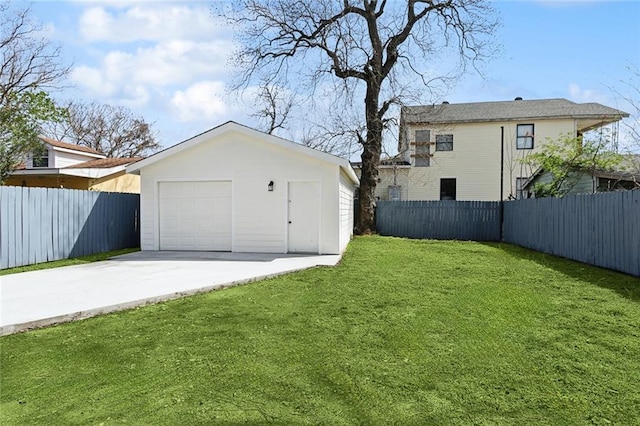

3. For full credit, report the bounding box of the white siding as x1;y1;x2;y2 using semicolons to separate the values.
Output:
401;119;576;201
338;169;355;253
353;166;410;201
138;130;347;254
52;151;101;168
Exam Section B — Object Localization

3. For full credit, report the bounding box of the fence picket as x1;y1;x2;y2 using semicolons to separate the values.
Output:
0;186;140;269
377;200;502;241
377;192;639;277
503;191;640;277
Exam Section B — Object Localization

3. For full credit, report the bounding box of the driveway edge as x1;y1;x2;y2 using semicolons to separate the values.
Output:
0;266;315;336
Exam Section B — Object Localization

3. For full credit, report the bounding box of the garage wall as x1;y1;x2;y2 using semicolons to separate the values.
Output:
139;130;344;254
338;169;355;253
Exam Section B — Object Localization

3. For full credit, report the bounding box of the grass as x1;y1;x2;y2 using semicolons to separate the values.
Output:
1;236;639;425
0;248;140;276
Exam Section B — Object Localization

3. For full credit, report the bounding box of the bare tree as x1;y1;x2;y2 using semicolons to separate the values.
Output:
0;1;69;181
222;0;498;233
0;2;70;101
252;82;295;134
45;101;161;158
615;65;640;151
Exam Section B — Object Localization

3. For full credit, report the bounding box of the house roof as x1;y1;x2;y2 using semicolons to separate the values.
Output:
39;136;104;156
126;121;359;185
402;98;629;126
64;157;142;169
522;165;640;190
351;153;411;169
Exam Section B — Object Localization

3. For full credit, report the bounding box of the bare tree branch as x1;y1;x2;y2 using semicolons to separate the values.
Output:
251;82;294;134
221;0;498;233
44;101;161;158
0;1;70;103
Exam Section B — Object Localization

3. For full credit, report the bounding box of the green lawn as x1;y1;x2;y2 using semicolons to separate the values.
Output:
1;236;639;425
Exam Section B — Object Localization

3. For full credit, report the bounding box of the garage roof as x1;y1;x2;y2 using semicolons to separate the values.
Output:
126;121;359;184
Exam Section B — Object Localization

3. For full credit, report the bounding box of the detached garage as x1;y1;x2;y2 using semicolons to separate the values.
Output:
126;122;359;255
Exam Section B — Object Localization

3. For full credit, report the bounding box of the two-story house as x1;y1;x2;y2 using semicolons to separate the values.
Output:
356;98;629;201
4;137;141;193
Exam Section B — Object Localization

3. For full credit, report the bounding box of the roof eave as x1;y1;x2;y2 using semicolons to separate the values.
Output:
126;121;359;184
49;145;106;159
405;113;629;126
10;166;126;179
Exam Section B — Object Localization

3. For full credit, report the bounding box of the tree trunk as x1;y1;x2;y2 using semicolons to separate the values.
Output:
356;80;383;234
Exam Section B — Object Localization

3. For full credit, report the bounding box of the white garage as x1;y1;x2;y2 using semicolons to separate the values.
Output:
126;122;359;255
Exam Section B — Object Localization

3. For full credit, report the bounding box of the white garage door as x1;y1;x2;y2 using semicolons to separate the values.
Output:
158;181;232;251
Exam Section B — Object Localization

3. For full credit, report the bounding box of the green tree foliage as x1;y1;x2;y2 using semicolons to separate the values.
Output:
0;91;65;183
524;132;623;197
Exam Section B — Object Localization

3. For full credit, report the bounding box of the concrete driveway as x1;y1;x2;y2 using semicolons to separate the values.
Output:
0;251;341;336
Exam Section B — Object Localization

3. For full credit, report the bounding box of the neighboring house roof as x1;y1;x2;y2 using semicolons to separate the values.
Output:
39;136;104;156
64;157;142;169
351;155;411;169
521;166;640;190
402;98;629;127
11;138;140;180
126;121;359;184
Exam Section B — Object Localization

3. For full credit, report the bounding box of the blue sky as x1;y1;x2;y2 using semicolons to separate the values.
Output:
25;0;640;152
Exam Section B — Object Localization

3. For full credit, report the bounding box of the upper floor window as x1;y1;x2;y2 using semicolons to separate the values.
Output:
516;124;534;149
413;129;431;167
31;150;49;168
435;134;453;151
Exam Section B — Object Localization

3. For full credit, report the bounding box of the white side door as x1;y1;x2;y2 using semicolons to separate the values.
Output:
287;182;319;253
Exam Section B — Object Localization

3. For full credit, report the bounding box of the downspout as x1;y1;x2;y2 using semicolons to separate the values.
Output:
500;126;505;201
500;126;505;241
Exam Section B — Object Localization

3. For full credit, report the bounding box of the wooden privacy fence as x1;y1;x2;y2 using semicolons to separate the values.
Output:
503;191;640;277
376;200;502;241
0;186;140;269
375;191;639;277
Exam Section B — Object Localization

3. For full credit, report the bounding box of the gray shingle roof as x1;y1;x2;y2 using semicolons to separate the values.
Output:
402;98;629;124
64;157;142;169
39;136;105;155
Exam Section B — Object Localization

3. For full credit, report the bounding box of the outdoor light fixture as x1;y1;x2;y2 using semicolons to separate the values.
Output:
268;181;274;192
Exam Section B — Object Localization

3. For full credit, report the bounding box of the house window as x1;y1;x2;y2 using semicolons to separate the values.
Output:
413;129;431;167
440;178;456;200
516;124;534;149
31;150;49;168
516;177;529;199
388;185;402;201
435;134;453;151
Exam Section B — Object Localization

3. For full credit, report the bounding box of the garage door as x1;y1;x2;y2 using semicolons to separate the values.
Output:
158;181;232;251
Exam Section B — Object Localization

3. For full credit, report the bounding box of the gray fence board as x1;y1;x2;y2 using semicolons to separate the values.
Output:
503;191;640;277
0;186;140;269
376;200;502;241
375;192;639;276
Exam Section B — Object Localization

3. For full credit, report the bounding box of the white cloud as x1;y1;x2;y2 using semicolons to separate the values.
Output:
71;65;116;96
171;81;230;122
65;2;243;143
567;83;609;104
71;39;232;99
79;5;230;43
